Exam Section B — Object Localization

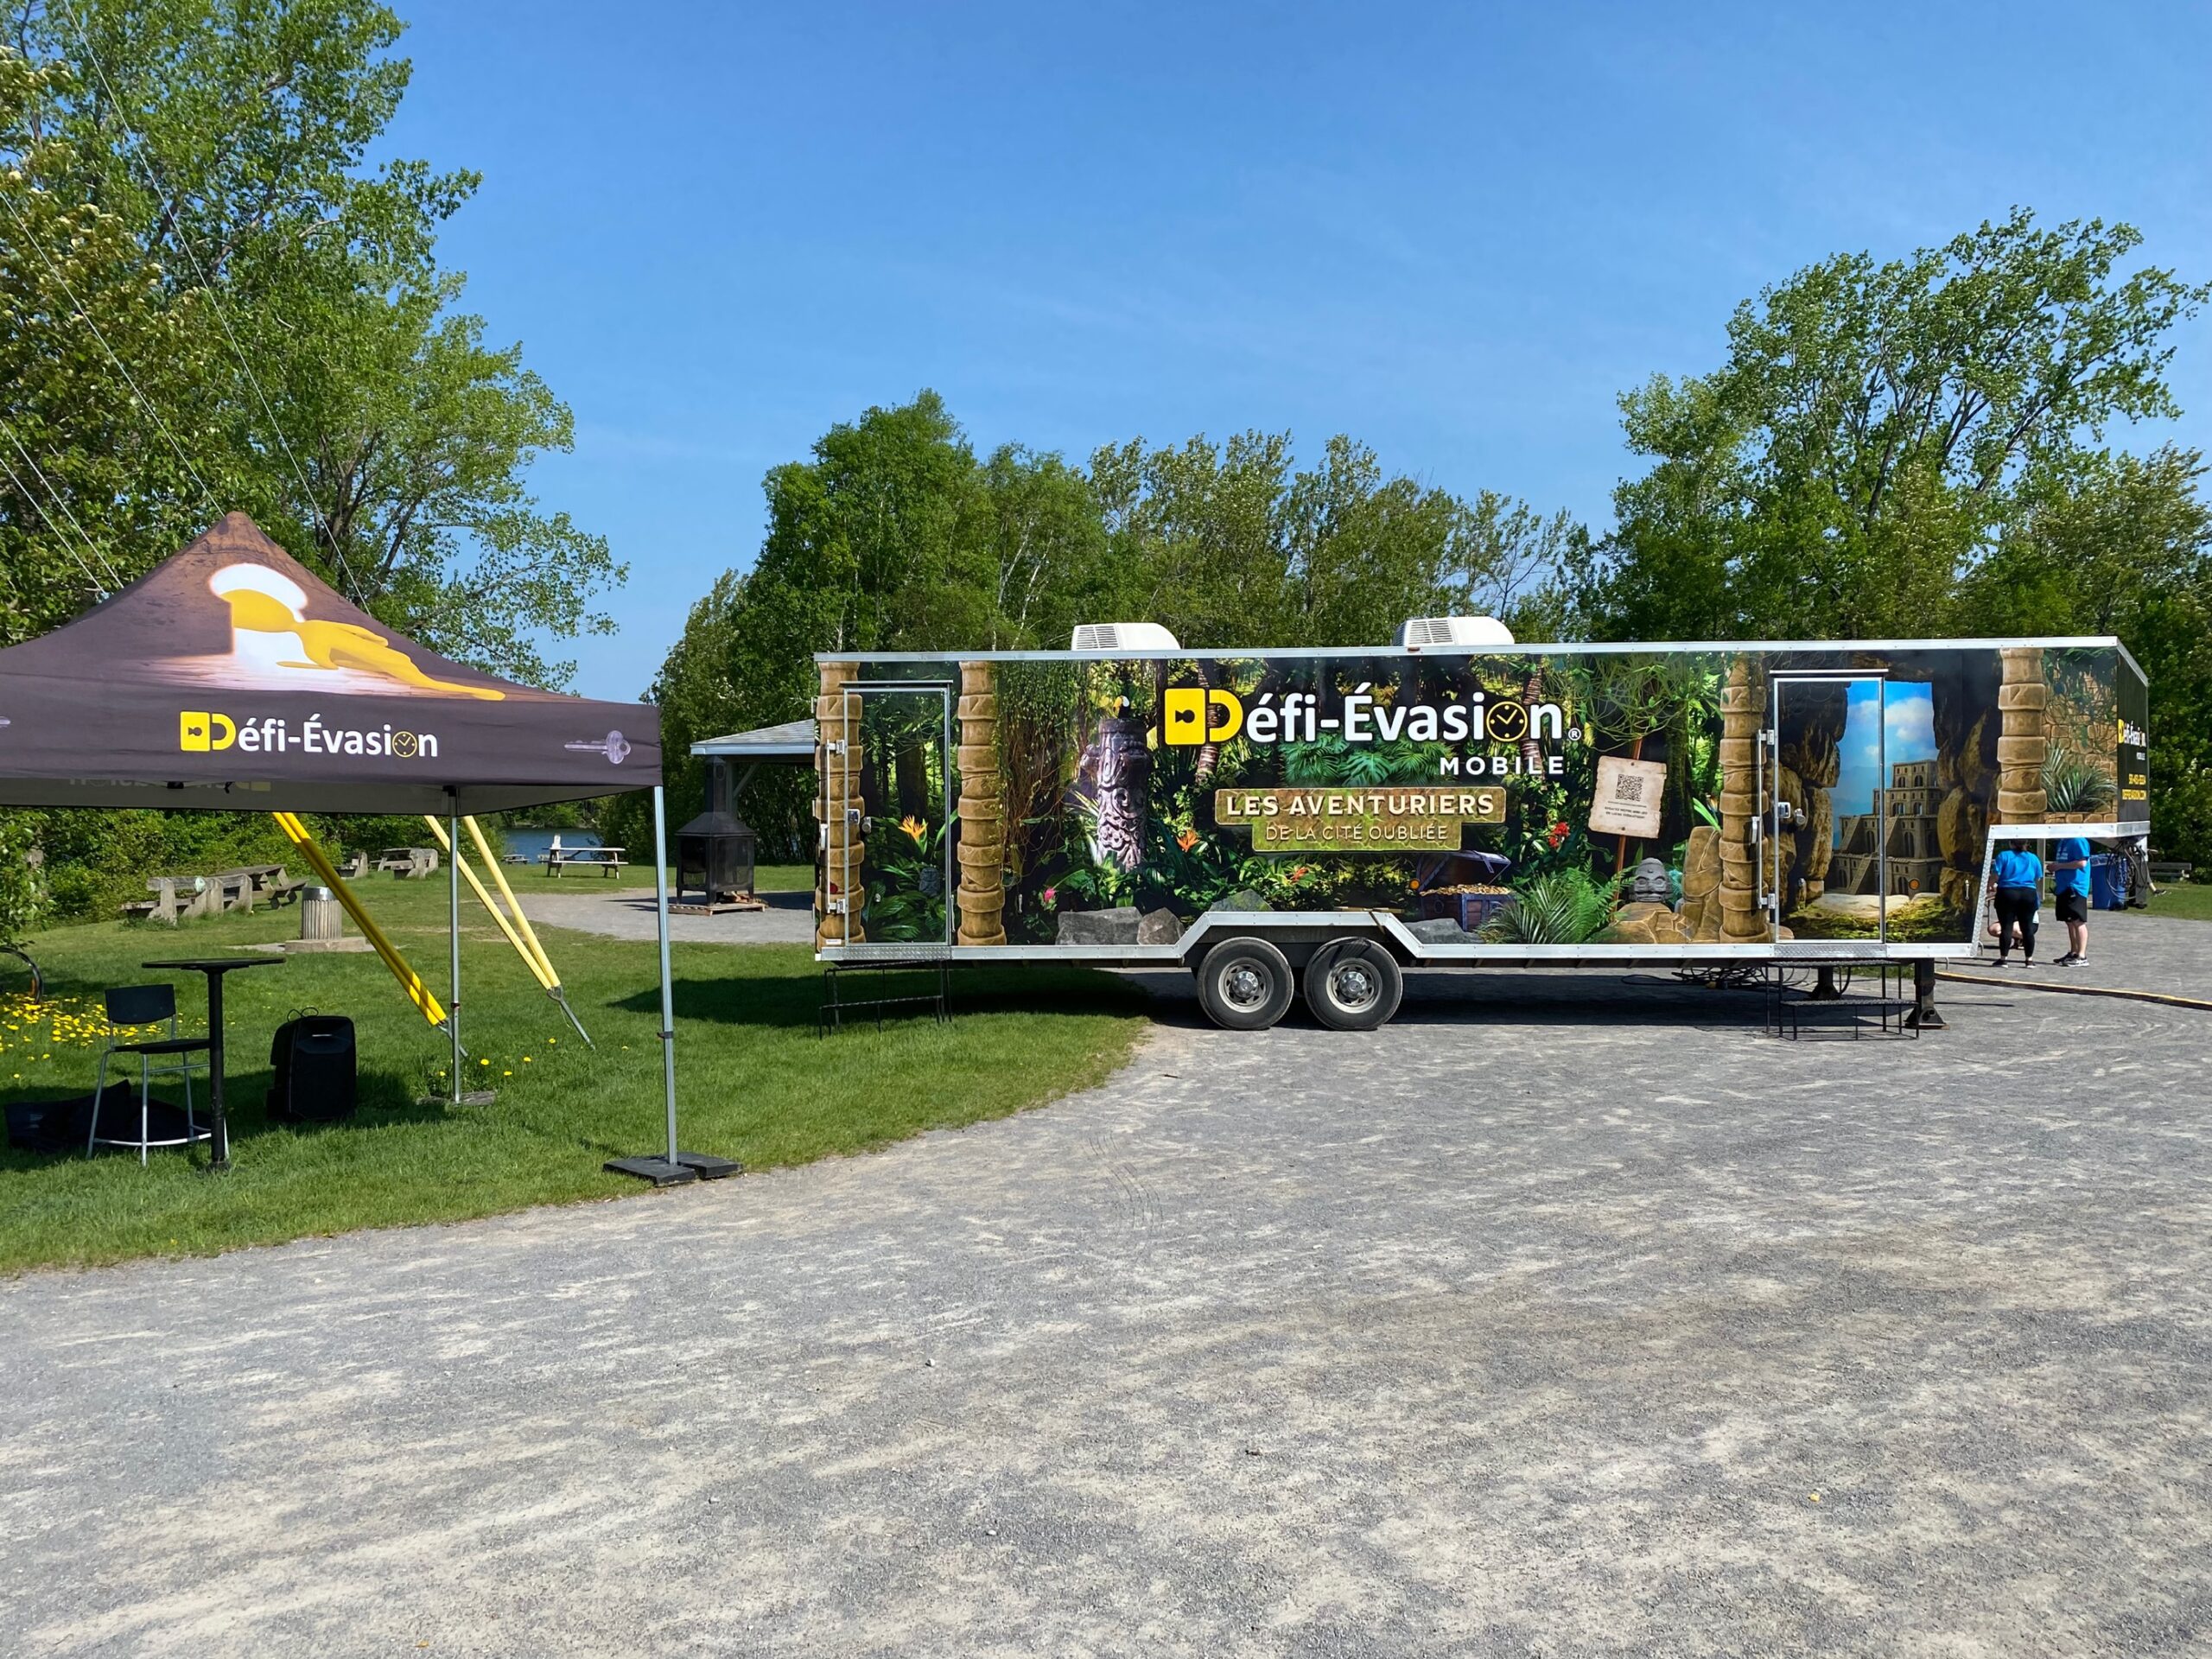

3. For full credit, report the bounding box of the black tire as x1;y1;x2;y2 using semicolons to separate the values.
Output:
1195;936;1295;1031
1301;938;1402;1031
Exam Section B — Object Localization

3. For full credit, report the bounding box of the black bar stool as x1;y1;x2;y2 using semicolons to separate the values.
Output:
89;984;213;1163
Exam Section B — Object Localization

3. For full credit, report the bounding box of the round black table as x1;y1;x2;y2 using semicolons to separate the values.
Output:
143;957;286;1172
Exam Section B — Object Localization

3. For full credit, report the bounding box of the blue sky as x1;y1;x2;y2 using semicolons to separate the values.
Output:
1833;682;1936;826
380;3;2212;701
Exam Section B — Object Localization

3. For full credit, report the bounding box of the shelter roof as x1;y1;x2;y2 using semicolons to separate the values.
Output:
691;719;815;760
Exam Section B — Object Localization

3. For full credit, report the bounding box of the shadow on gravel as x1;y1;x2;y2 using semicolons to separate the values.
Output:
1121;966;1910;1033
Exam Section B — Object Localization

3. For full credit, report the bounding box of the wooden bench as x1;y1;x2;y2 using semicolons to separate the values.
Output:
2150;861;2194;884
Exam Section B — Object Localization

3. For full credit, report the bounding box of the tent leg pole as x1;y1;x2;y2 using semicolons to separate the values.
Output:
655;785;679;1166
449;799;464;1104
605;785;741;1186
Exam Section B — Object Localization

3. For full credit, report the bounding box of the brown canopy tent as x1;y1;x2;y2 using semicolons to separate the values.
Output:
0;514;720;1184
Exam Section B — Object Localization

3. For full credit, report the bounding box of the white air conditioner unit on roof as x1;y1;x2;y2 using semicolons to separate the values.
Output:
1070;622;1181;652
1395;615;1515;648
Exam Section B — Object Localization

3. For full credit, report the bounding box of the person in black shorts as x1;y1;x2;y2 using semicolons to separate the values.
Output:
2049;835;2092;965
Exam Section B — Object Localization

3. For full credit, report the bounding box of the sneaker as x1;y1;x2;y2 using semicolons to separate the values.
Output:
2064;956;2088;968
2052;952;2080;966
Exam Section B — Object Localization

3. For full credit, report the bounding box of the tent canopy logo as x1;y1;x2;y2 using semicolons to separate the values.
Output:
178;710;437;759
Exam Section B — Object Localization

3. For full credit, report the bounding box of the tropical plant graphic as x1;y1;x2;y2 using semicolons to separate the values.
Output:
2040;745;2115;815
1479;868;1620;944
863;810;948;942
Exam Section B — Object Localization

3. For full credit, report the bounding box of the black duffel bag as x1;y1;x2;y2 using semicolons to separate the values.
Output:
267;1014;357;1123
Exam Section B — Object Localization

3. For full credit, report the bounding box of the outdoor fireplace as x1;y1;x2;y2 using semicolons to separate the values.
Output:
676;758;756;906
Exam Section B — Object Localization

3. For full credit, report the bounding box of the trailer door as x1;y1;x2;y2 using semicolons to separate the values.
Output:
1766;676;1887;942
828;684;954;948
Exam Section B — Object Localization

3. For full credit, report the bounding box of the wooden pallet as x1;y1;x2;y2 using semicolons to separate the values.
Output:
671;895;767;916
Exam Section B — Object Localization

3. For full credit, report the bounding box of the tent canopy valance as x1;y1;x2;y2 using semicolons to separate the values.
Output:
0;514;659;814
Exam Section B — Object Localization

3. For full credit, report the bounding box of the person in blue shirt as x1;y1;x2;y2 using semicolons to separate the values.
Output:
1989;841;2044;965
2049;835;2093;965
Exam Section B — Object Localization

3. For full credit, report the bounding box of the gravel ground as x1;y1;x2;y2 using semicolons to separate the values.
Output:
3;913;2208;1657
518;884;817;944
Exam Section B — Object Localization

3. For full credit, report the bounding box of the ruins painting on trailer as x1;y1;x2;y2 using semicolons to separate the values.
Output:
810;639;2147;957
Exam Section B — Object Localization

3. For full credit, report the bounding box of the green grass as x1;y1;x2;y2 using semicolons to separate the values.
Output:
2147;880;2212;923
0;863;1147;1274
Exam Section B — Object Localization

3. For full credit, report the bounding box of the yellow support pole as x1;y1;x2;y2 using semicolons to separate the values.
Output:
463;817;558;985
421;817;556;991
456;815;595;1048
270;813;448;1027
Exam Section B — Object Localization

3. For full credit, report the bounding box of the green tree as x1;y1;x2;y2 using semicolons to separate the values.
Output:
0;0;619;683
644;393;1106;857
1580;211;2207;643
1955;447;2212;861
1093;429;1563;647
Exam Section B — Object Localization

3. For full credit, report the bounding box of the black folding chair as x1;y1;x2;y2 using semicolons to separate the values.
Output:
89;984;213;1163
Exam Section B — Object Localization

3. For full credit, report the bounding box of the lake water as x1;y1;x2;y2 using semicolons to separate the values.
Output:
497;828;603;865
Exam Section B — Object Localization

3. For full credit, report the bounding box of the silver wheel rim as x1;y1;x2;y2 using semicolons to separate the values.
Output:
1327;957;1379;1012
1221;960;1270;1011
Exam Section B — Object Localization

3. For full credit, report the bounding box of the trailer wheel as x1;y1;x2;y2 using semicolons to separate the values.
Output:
1302;938;1402;1031
1195;936;1295;1031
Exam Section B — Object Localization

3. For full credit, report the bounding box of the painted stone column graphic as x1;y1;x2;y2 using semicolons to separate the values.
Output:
955;660;1007;946
814;659;863;945
1993;646;2049;825
1716;655;1769;942
1678;823;1722;941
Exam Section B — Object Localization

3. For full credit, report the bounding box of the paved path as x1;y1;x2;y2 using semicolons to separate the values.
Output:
1959;900;2208;999
3;916;2209;1656
518;884;816;944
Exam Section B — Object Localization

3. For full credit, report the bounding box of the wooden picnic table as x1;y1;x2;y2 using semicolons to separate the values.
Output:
123;861;310;925
208;864;298;914
543;845;627;878
130;874;210;925
375;847;440;878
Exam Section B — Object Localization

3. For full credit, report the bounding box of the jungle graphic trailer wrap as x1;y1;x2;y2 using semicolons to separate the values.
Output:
812;639;2145;960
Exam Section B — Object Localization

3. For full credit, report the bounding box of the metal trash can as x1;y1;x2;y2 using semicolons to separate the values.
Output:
300;887;344;941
